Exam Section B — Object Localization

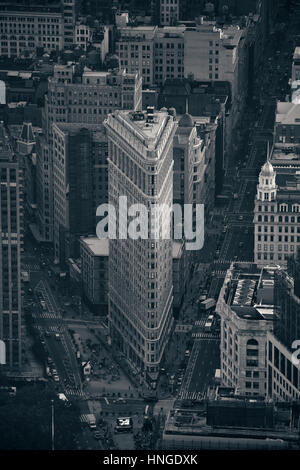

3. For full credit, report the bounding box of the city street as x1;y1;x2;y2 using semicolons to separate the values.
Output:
169;15;297;404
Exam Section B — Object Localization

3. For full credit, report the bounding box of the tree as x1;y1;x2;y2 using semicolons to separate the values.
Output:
0;384;81;450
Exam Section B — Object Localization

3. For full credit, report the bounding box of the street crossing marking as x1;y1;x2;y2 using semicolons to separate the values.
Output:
178;391;204;401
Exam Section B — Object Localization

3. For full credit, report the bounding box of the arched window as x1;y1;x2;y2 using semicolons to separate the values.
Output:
280;204;288;212
247;339;258;346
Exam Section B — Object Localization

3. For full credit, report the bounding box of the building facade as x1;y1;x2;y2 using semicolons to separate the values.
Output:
254;159;300;267
104;108;177;384
52;123;108;264
0;123;23;370
266;263;300;401
35;65;142;244
216;262;275;397
80;237;108;314
160;0;180;26
0;0;80;57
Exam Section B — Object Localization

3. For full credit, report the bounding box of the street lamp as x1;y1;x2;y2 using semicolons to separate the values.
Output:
51;399;55;451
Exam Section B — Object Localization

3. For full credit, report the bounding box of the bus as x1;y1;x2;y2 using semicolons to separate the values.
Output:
114;417;133;433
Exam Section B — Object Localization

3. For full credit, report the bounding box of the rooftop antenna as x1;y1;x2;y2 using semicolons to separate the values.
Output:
267;140;270;162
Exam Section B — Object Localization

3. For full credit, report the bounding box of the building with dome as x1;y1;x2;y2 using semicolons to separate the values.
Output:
254;155;300;267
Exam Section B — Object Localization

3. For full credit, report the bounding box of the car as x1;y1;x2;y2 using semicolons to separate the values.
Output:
45;331;50;338
94;431;101;440
53;375;59;382
238;215;243;221
55;333;60;340
116;398;127;404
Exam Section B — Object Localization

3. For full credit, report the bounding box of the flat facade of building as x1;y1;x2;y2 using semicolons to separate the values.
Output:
184;21;243;100
116;25;185;87
116;26;157;87
0;123;23;370
160;0;179;26
104;108;177;384
0;0;79;57
52;122;108;264
0;10;64;58
80;237;108;314
267;332;300;401
153;27;185;86
52;124;94;264
266;264;300;400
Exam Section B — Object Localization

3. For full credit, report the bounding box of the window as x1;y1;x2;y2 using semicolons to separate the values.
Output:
280;204;288;212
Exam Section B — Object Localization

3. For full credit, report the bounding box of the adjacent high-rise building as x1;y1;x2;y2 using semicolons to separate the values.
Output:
0;122;23;370
184;19;249;112
104;108;177;385
254;156;300;267
34;65;142;244
266;261;300;401
52;122;108;264
115;25;185;87
173;113;206;230
160;0;179;26
0;0;80;58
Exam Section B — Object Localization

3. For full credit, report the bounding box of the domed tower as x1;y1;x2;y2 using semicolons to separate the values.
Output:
178;113;194;128
256;160;277;202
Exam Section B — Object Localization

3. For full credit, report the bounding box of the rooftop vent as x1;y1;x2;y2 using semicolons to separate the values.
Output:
146;106;154;123
132;111;145;121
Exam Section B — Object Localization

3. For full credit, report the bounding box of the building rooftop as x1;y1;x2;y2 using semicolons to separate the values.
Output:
293;47;300;60
0;123;13;161
276;102;300;125
220;263;276;321
81;237;109;257
162;398;300;449
106;108;176;154
53;122;106;141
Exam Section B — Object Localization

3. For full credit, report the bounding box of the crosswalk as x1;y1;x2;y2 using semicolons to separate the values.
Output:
67;388;88;400
191;332;220;340
23;262;40;271
79;413;94;423
35;324;62;333
213;270;227;276
178;391;205;401
32;310;61;320
34;281;62;319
